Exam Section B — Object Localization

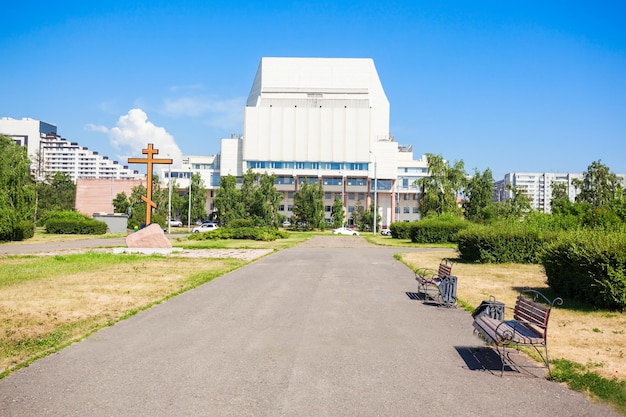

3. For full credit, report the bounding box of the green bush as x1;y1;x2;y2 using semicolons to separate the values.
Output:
409;215;468;244
457;222;556;263
389;222;412;239
188;226;288;241
12;220;35;241
542;231;626;311
44;211;107;235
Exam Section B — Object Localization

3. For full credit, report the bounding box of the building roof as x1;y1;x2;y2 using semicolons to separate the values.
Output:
246;57;388;107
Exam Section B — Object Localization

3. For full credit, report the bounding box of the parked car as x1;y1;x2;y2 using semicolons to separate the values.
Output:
380;228;391;236
192;222;219;233
332;227;359;236
168;219;183;227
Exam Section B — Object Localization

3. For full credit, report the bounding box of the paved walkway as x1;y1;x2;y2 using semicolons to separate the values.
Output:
0;237;620;416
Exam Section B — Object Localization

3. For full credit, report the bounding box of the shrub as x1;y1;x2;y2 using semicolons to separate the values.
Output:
44;211;107;235
542;231;626;311
409;215;468;244
389;222;412;239
457;222;556;263
12;220;35;241
188;226;288;241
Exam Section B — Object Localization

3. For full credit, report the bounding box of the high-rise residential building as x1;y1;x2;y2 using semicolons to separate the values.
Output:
494;172;626;213
0;117;142;181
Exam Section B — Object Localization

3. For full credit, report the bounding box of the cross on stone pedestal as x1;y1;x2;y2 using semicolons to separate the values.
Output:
128;144;173;226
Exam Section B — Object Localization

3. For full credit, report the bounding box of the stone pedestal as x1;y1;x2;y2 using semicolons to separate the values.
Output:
126;223;172;249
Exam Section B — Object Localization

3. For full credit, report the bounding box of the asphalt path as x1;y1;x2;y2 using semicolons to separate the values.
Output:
0;236;620;416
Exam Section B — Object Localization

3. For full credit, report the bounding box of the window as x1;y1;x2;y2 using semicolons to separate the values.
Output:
287;205;293;212
279;205;285;211
348;193;355;200
348;206;355;213
325;206;331;212
403;207;410;214
325;192;331;199
413;207;419;214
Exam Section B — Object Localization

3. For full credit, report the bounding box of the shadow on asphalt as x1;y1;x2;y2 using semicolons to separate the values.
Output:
456;346;547;378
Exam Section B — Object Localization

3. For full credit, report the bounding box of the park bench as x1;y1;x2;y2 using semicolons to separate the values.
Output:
472;288;563;376
415;259;457;307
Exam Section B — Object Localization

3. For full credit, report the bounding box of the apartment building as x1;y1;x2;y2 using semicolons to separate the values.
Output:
494;172;626;213
0;117;142;181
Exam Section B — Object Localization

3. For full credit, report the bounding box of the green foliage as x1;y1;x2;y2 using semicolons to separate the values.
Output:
330;197;345;228
409;215;468;243
44;211;108;235
456;222;556;263
188;226;288;241
229;218;255;228
36;172;76;223
573;160;624;208
389;221;412;239
0;135;35;241
213;170;282;227
293;180;324;230
551;359;626;414
463;168;495;223
416;153;466;217
112;192;130;214
542;231;626;310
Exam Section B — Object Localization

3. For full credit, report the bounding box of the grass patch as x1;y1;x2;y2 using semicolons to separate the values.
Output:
0;252;247;377
551;359;626;414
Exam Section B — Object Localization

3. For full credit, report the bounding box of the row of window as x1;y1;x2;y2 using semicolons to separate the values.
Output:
275;205;419;214
247;161;369;171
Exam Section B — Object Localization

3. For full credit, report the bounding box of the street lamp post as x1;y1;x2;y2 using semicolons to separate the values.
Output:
167;164;172;234
370;151;377;235
187;170;192;231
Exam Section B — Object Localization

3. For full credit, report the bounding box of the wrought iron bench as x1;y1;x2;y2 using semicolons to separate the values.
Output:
415;259;457;307
472;289;563;376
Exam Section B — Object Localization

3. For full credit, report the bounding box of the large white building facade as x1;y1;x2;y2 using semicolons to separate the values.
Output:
217;57;426;227
0;117;142;181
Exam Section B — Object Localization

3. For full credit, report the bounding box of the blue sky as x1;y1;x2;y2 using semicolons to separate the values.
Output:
2;1;625;179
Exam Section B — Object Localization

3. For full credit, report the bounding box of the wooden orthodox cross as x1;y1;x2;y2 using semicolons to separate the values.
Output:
128;144;173;226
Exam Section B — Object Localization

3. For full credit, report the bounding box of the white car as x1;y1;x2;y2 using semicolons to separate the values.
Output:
332;227;359;236
168;219;183;227
192;222;219;233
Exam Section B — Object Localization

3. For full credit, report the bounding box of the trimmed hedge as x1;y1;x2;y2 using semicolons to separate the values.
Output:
44;211;107;235
409;216;468;244
389;222;412;239
188;226;288;241
542;231;626;311
457;223;557;264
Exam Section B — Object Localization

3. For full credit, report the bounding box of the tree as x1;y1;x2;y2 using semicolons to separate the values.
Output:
213;175;243;226
359;201;382;232
113;192;130;214
573;160;624;208
416;153;466;218
463;168;494;222
549;182;573;215
183;172;208;225
330;197;345;228
257;172;283;227
292;180;324;230
37;172;76;221
493;185;532;220
0;135;35;240
350;199;365;229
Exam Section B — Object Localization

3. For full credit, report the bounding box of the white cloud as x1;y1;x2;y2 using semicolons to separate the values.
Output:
84;123;109;133
161;95;244;130
110;109;183;168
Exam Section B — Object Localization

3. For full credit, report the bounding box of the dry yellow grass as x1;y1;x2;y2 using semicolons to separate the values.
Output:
401;249;626;382
0;256;243;372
